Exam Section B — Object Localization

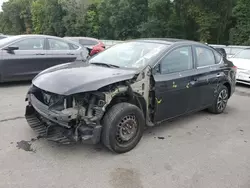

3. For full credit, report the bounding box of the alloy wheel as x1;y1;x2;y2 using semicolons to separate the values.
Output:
217;89;228;111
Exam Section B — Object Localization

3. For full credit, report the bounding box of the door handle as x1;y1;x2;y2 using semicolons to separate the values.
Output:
67;53;75;55
190;78;198;86
216;73;222;77
36;53;45;55
190;81;196;85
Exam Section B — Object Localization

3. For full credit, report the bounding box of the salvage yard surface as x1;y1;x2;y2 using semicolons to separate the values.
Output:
0;82;250;188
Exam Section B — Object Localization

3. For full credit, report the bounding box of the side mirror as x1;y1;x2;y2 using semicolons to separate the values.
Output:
3;46;19;53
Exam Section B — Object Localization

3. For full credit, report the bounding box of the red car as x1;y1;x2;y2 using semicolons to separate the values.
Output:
64;37;105;56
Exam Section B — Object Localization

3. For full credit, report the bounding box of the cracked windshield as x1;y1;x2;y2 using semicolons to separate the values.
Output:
0;0;249;188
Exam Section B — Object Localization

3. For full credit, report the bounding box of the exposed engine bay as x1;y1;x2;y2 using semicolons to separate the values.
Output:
25;66;154;144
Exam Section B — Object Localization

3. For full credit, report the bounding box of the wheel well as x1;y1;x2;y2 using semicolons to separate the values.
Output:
223;82;231;98
105;94;147;118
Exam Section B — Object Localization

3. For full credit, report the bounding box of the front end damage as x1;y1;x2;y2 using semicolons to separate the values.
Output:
25;67;153;144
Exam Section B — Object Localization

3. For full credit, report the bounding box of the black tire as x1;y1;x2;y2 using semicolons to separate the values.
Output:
101;102;145;153
208;85;229;114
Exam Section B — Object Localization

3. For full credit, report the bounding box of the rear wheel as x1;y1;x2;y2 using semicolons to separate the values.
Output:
208;85;229;114
101;103;145;153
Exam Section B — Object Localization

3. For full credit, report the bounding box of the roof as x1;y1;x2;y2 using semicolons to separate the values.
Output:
130;38;202;46
18;34;63;38
0;34;83;48
64;36;99;41
3;34;66;41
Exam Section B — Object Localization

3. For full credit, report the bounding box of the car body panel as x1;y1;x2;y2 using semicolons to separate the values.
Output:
0;35;88;82
228;58;250;84
153;69;196;122
32;63;138;95
153;42;236;123
0;49;48;81
0;36;47;81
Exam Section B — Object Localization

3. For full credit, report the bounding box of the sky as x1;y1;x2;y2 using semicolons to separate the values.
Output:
0;0;7;11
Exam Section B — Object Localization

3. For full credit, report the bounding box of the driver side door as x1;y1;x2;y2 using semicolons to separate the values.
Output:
1;37;46;81
153;45;198;122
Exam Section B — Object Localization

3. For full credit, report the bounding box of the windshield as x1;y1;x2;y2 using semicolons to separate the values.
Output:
234;49;250;59
89;41;168;69
0;36;21;48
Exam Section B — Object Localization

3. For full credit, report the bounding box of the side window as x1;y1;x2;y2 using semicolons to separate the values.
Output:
48;39;70;50
214;50;222;64
13;38;44;50
195;47;215;67
161;46;193;74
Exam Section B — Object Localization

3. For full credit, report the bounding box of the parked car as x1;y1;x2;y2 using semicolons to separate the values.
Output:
101;40;123;48
0;35;8;40
0;35;88;82
25;38;236;153
228;48;250;85
64;37;105;56
226;46;248;58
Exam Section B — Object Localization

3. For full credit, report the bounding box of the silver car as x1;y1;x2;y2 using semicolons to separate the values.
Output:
0;35;88;82
228;48;250;85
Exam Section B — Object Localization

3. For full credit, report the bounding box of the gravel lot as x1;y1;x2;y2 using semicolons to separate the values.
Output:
0;82;250;188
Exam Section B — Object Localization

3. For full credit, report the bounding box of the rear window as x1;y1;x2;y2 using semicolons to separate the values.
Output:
214;51;222;63
80;39;98;46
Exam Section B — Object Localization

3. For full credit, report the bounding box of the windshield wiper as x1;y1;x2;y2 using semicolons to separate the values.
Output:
90;62;120;68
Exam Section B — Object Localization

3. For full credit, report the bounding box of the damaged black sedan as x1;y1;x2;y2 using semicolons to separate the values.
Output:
25;39;236;153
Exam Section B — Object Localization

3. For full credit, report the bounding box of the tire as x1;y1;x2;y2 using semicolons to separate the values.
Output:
101;102;145;153
208;85;229;114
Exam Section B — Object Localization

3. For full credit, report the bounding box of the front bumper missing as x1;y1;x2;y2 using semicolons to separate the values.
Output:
25;102;102;145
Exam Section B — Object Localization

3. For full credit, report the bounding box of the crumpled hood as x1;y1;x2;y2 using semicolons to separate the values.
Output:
228;58;250;70
32;62;137;95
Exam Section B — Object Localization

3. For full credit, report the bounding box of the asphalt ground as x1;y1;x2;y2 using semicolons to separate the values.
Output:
0;82;250;188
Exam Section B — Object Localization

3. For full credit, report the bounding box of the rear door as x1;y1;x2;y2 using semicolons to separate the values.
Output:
45;38;78;69
192;45;223;107
153;45;198;122
1;37;46;81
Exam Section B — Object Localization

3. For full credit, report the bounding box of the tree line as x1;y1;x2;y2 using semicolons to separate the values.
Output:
0;0;249;45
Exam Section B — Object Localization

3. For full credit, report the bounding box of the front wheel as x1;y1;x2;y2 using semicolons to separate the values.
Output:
101;103;145;153
208;85;229;114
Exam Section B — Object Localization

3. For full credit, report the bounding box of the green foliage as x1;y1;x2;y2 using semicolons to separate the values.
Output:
84;3;100;38
0;0;249;45
230;0;250;45
31;0;46;34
